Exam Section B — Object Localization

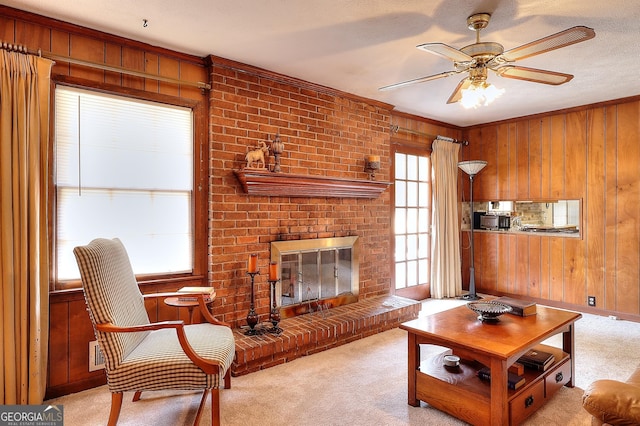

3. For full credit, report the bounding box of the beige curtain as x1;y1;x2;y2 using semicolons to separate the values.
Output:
0;50;53;404
430;139;462;299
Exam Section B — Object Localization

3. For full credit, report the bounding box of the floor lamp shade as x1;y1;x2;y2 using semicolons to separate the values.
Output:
458;160;487;300
458;160;487;177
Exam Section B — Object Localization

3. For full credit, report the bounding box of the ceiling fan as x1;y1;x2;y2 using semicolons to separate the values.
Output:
380;13;595;106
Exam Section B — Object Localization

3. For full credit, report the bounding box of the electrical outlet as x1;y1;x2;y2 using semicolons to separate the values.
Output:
587;296;596;307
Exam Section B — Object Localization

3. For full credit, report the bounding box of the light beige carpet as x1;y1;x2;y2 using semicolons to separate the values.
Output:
47;298;640;425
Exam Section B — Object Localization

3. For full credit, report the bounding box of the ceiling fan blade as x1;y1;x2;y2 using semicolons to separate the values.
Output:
494;65;573;85
493;26;595;63
447;78;472;104
417;43;474;63
379;70;459;91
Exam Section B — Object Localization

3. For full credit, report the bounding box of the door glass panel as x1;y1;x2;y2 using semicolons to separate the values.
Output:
395;263;406;289
394;151;432;293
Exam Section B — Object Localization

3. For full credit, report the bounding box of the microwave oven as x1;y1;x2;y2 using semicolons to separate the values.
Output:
480;215;510;230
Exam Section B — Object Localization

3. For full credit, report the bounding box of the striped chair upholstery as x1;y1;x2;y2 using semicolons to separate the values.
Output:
74;238;235;425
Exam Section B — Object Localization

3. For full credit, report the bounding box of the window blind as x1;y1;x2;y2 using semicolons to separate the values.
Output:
55;86;193;280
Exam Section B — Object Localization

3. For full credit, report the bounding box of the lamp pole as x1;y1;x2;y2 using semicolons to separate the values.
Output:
458;160;487;300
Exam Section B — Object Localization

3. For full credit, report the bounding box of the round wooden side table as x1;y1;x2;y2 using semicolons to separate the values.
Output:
164;297;214;324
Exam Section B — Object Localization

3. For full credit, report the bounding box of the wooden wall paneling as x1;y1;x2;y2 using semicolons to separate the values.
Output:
143;298;158;322
540;238;551;299
550;115;566;198
566;111;588;198
528;119;543;200
528;236;541;298
143;52;160;93
461;232;470;290
615;101;640;314
461;127;496;200
47;301;69;388
564;111;588;306
67;299;98;382
540;117;552;199
586;107;606;308
604;105;619;311
472;231;484;291
51;30;71;76
104;42;123;86
515;234;529;294
563;238;586;305
69;33;105;82
15;19;51;51
479;126;498;200
508;123;518;199
549;238;564;301
158;56;181;97
0;15;14;41
496;123;510;199
179;61;208;100
121;46;145;90
476;232;497;292
496;233;511;294
516;121;529;199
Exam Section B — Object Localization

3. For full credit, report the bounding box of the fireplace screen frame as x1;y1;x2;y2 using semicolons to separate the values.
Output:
271;236;359;309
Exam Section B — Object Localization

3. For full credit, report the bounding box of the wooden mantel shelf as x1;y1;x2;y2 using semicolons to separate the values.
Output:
234;169;390;198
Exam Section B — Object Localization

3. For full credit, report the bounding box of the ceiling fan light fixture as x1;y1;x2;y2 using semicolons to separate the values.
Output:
460;82;504;109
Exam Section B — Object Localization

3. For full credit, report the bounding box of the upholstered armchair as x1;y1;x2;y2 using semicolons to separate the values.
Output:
582;365;640;425
74;238;236;426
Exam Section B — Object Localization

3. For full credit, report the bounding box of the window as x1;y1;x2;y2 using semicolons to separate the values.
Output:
393;151;432;293
54;86;194;282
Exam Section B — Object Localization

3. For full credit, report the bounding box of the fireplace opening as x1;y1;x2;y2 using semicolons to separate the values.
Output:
271;236;359;318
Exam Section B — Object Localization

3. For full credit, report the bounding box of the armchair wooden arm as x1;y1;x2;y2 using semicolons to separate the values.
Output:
96;320;221;375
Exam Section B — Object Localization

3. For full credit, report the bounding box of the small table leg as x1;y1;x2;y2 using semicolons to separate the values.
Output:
407;332;419;406
563;323;576;387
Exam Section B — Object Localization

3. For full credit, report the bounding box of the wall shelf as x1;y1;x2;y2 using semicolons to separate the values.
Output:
234;169;390;198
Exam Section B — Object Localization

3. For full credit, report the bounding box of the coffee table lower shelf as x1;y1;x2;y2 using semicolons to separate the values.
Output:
417;344;571;425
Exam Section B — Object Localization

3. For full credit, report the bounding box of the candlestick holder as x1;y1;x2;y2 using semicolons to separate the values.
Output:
364;155;380;180
270;133;285;173
268;279;282;334
245;271;260;335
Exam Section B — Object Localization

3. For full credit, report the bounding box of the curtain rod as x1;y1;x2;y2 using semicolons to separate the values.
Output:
0;41;211;90
390;124;468;145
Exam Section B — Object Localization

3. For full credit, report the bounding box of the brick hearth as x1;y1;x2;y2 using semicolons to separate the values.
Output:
231;295;421;376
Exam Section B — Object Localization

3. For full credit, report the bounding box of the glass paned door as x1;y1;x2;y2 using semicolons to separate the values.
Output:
393;150;432;300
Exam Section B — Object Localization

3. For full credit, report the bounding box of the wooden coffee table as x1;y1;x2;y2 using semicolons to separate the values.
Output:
400;305;581;425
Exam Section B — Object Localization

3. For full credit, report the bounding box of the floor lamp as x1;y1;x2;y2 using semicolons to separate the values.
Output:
458;160;487;301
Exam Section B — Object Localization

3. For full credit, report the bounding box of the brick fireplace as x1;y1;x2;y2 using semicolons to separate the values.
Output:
206;56;421;374
207;55;395;329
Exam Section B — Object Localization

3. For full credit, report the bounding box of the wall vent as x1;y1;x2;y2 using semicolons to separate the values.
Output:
88;340;105;372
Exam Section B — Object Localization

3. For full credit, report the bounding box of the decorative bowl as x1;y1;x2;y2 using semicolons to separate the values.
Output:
467;301;512;322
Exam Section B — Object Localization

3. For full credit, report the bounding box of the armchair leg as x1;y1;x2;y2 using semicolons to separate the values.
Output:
132;391;142;402
193;389;210;426
211;388;221;426
108;392;123;426
224;369;231;389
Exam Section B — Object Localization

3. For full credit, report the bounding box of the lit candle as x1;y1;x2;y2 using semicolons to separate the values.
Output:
248;254;258;273
269;261;278;281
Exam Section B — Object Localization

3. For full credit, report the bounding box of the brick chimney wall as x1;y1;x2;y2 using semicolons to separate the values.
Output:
206;56;393;328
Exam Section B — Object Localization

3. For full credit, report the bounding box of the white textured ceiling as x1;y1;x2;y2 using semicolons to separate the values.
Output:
4;0;639;126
